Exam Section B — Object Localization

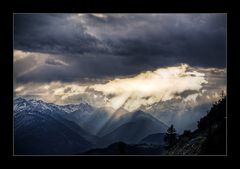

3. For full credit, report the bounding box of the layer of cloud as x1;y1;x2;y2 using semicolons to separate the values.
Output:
14;50;71;83
15;64;226;112
45;58;69;66
14;14;226;83
89;64;208;111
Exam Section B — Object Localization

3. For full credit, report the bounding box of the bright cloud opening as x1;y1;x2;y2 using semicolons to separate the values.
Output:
14;64;226;113
89;64;208;111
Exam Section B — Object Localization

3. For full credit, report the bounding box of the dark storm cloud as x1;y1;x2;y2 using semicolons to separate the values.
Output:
14;51;145;83
14;14;226;83
107;14;226;68
14;14;108;55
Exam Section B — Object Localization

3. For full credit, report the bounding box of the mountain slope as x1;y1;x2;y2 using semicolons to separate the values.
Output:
165;96;226;155
98;110;168;147
13;97;170;155
139;133;166;145
97;108;168;137
81;142;165;155
65;105;109;135
14;97;94;155
96;107;130;136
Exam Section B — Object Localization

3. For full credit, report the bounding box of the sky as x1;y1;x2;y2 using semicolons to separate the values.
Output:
14;13;227;132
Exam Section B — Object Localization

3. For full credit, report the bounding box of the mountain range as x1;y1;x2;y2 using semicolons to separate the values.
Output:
14;97;168;155
97;110;167;147
14;98;94;155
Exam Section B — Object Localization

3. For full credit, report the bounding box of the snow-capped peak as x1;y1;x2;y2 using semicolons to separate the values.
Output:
13;97;94;115
14;97;61;113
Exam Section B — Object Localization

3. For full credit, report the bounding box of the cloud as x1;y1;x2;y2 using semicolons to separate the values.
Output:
184;93;200;103
91;14;108;19
89;64;208;111
14;50;33;62
14;81;88;105
14;50;46;78
14;50;76;83
14;64;226;112
45;58;69;66
14;14;226;84
14;14;107;55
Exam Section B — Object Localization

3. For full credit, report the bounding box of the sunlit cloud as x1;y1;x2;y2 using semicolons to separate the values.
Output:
184;93;200;103
15;81;88;105
91;14;108;19
14;64;227;114
89;64;208;111
14;49;47;63
14;50;32;62
14;49;69;77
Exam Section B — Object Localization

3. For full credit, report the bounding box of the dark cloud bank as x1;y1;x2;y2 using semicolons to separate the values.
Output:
14;14;226;83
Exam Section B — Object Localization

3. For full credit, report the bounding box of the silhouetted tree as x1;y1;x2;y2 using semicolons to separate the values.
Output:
165;92;226;155
199;94;226;155
164;124;177;148
182;130;191;137
198;92;226;131
197;113;209;130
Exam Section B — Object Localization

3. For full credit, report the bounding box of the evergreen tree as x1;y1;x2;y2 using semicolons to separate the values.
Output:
164;124;177;148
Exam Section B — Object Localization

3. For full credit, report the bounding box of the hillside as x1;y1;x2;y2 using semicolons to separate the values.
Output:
14;97;94;155
97;110;168;147
139;133;165;145
165;96;226;155
81;142;165;155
